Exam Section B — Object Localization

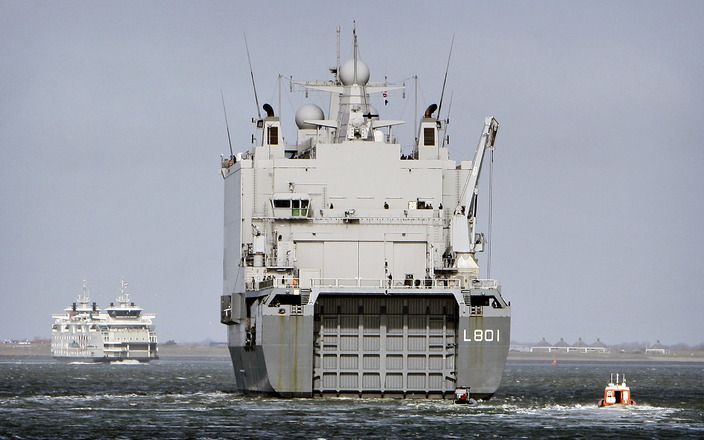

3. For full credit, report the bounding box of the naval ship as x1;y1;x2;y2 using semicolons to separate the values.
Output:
51;281;158;362
220;31;510;399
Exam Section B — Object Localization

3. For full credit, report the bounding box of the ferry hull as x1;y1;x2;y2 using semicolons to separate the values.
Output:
51;333;158;362
53;356;157;363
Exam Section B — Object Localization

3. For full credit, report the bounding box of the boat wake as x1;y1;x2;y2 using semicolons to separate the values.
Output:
110;360;143;366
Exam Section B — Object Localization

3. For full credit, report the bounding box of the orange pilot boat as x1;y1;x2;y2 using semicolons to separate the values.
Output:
598;373;636;407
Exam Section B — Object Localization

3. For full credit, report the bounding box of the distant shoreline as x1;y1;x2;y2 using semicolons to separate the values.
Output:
507;351;704;363
0;342;229;359
2;342;703;363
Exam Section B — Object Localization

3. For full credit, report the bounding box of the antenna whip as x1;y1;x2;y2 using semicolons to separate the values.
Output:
437;34;454;119
244;33;262;119
440;91;453;150
220;89;234;157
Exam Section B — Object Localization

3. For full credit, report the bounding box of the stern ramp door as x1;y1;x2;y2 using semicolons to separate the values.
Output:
313;295;457;397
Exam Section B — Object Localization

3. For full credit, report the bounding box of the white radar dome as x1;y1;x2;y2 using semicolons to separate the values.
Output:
339;59;370;86
295;104;325;129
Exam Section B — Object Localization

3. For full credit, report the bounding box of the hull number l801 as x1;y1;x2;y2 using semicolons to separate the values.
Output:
463;329;500;342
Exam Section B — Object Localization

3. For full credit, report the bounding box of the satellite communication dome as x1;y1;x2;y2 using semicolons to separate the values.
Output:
295;104;325;129
339;59;370;86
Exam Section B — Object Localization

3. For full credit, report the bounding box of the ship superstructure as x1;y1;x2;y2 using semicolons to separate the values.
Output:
220;30;510;399
51;280;158;362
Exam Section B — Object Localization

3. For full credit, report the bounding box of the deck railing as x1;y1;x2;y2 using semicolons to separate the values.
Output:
468;279;498;290
311;278;467;290
248;277;499;291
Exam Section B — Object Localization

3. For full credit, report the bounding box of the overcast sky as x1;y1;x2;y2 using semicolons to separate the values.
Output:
1;1;702;345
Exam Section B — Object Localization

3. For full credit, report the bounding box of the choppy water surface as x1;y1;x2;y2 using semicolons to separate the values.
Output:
1;358;702;439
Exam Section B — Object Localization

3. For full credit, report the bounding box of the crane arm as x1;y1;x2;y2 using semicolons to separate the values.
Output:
451;117;499;254
461;116;499;219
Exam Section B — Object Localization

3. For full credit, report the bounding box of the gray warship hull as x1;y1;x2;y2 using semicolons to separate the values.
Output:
223;285;509;399
220;31;510;399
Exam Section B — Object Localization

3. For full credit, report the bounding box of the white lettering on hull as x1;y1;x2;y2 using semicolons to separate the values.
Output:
463;329;500;342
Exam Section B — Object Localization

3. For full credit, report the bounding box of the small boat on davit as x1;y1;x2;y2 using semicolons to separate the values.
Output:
598;373;636;407
454;387;478;405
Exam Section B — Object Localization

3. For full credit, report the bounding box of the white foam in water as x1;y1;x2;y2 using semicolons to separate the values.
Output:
110;360;143;365
0;360;53;365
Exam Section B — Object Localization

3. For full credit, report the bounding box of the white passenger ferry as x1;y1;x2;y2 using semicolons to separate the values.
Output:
51;281;158;362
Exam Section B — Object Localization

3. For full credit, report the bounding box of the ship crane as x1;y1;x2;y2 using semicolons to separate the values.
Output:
450;116;499;283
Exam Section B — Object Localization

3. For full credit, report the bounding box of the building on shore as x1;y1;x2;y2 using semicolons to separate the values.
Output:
529;338;554;353
530;337;609;353
590;338;609;352
645;340;668;355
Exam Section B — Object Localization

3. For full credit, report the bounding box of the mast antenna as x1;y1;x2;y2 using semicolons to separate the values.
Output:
244;33;262;119
414;75;418;146
437;34;455;120
440;91;454;150
336;25;341;84
353;21;358;85
220;90;234;158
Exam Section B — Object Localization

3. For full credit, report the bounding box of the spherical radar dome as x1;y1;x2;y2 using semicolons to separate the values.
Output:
295;104;325;129
339;59;370;86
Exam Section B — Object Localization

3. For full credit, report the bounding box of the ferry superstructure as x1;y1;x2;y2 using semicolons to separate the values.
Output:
51;281;158;362
220;30;510;399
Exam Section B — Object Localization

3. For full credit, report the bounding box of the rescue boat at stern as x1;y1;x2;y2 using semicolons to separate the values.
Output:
598;373;636;407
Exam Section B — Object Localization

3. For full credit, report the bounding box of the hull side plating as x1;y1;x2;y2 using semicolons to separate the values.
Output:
225;289;510;399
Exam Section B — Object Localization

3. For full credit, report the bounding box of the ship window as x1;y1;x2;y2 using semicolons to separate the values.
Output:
416;200;432;209
269;294;302;306
469;295;492;307
295;200;309;217
271;193;311;218
290;199;310;217
424;127;435;146
267;126;279;145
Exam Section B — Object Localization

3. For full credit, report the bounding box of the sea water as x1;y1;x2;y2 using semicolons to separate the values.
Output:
1;357;702;438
